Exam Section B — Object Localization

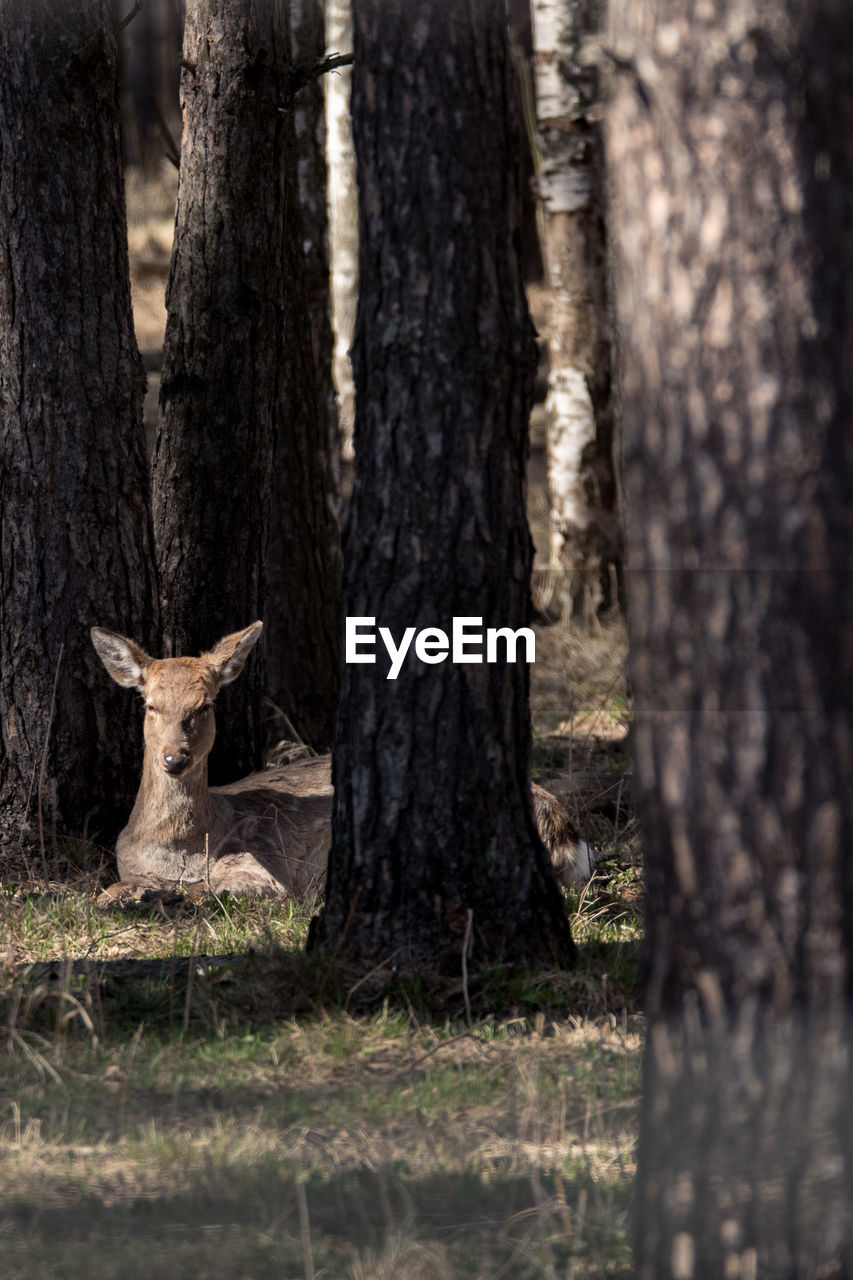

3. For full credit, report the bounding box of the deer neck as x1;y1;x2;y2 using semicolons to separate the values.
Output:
127;752;219;850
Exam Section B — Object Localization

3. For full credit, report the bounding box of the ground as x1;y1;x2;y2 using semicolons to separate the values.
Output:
0;165;642;1279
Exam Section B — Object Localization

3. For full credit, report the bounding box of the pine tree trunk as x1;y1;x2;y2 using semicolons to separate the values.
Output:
0;0;159;847
532;0;618;619
266;0;342;753
153;0;319;779
604;1;853;1271
311;0;576;973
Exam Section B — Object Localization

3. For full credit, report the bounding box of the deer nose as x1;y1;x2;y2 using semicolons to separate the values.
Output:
162;750;190;775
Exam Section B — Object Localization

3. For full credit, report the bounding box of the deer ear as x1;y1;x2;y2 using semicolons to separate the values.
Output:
205;621;263;686
91;628;151;691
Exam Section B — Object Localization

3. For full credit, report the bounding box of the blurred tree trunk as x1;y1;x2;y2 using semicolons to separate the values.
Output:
311;0;576;973
266;0;342;752
508;0;545;284
605;1;853;1273
532;0;619;620
325;0;357;460
290;0;338;490
153;0;340;778
113;0;183;171
0;0;159;848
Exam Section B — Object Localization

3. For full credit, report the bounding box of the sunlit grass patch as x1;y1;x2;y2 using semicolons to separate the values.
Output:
2;880;317;966
1;1009;639;1279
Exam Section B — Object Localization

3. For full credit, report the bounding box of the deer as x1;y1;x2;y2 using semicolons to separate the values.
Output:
91;622;594;908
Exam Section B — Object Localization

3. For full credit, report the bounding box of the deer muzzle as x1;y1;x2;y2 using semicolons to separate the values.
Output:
162;749;191;776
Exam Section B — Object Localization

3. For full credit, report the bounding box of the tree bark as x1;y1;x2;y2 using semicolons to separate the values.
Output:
311;0;576;974
532;0;619;619
0;0;159;846
604;1;853;1273
265;0;342;753
153;0;338;778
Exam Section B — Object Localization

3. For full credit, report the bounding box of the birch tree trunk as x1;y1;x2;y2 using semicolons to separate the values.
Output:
532;0;618;618
324;0;357;460
0;0;159;846
311;0;575;973
605;1;853;1272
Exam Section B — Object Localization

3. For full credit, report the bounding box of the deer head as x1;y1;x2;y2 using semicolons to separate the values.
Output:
91;623;263;779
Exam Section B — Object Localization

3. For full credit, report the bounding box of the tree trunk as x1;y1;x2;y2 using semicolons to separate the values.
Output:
290;0;338;496
508;0;545;284
324;0;357;460
0;0;159;847
153;0;294;780
113;0;183;171
532;0;619;619
265;0;342;753
311;0;576;974
604;1;853;1272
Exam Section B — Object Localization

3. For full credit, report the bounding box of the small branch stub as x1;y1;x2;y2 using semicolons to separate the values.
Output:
287;51;354;98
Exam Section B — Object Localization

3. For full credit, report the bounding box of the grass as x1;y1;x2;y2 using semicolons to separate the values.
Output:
1;985;640;1279
0;857;643;1278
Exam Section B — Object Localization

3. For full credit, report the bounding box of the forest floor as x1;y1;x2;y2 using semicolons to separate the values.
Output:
0;610;640;1279
0;168;643;1278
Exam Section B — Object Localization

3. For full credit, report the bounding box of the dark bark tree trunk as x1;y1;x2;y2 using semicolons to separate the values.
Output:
532;0;619;620
154;0;339;777
311;0;576;973
266;0;342;753
604;1;853;1273
0;0;159;848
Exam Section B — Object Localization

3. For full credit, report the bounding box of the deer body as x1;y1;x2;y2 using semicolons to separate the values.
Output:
91;623;593;906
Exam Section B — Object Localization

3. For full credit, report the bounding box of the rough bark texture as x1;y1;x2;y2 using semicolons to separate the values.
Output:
311;0;576;973
605;1;853;1273
266;0;342;753
0;0;159;847
532;0;619;619
153;0;306;780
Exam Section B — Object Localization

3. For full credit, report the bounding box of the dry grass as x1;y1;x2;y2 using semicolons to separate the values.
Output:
0;970;640;1278
125;162;175;354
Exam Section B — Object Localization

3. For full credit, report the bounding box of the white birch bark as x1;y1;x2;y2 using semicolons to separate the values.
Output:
532;0;615;618
325;0;357;460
